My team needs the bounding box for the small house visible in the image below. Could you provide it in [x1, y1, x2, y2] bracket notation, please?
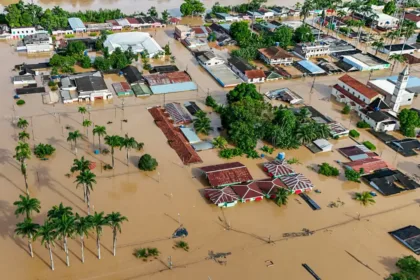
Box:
[204, 187, 239, 207]
[112, 82, 133, 96]
[281, 173, 314, 194]
[195, 51, 225, 67]
[231, 181, 264, 203]
[255, 178, 287, 199]
[263, 159, 295, 178]
[200, 162, 253, 187]
[228, 57, 266, 83]
[313, 139, 333, 152]
[258, 46, 294, 66]
[68, 17, 86, 32]
[13, 75, 37, 85]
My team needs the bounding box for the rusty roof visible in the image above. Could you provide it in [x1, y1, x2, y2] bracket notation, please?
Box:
[259, 46, 294, 60]
[126, 17, 139, 24]
[255, 178, 286, 197]
[245, 70, 266, 79]
[344, 158, 391, 173]
[200, 162, 253, 187]
[144, 71, 192, 86]
[338, 75, 380, 100]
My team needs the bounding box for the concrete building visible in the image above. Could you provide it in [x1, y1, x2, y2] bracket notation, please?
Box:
[52, 28, 74, 36]
[195, 51, 225, 66]
[340, 53, 390, 71]
[0, 24, 11, 40]
[11, 27, 36, 39]
[175, 25, 195, 40]
[86, 23, 113, 32]
[380, 44, 416, 55]
[258, 46, 294, 65]
[13, 75, 36, 85]
[106, 20, 123, 31]
[75, 75, 112, 101]
[143, 71, 197, 94]
[103, 32, 163, 57]
[68, 18, 86, 32]
[17, 33, 53, 53]
[215, 13, 239, 22]
[368, 66, 414, 112]
[228, 57, 266, 83]
[293, 42, 330, 59]
[358, 110, 398, 132]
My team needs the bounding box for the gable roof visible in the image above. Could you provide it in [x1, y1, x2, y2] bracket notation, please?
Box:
[281, 173, 314, 192]
[259, 46, 293, 59]
[75, 76, 107, 92]
[254, 178, 286, 197]
[263, 159, 295, 177]
[368, 98, 390, 111]
[339, 74, 380, 100]
[200, 162, 253, 187]
[121, 65, 144, 84]
[228, 56, 254, 73]
[164, 102, 192, 124]
[245, 69, 266, 79]
[204, 187, 239, 205]
[231, 181, 264, 200]
[333, 84, 367, 106]
[344, 157, 391, 173]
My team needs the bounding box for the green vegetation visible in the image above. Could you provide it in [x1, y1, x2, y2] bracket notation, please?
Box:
[193, 111, 212, 135]
[354, 191, 375, 206]
[261, 145, 274, 154]
[356, 121, 370, 128]
[387, 256, 420, 280]
[104, 135, 122, 168]
[88, 32, 97, 37]
[399, 108, 420, 137]
[163, 43, 171, 55]
[134, 247, 160, 259]
[341, 104, 351, 114]
[138, 154, 158, 171]
[275, 188, 290, 207]
[17, 118, 29, 130]
[180, 0, 206, 16]
[383, 0, 397, 15]
[345, 168, 363, 183]
[120, 134, 141, 166]
[16, 99, 25, 106]
[212, 136, 227, 149]
[363, 141, 376, 151]
[293, 24, 315, 43]
[205, 95, 218, 107]
[13, 195, 41, 219]
[349, 129, 360, 138]
[175, 240, 189, 251]
[34, 143, 56, 159]
[219, 148, 243, 159]
[318, 163, 339, 177]
[148, 6, 158, 17]
[286, 157, 301, 165]
[14, 142, 31, 195]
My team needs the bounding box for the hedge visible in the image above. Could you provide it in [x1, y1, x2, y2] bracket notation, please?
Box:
[363, 141, 376, 151]
[357, 121, 370, 128]
[349, 129, 360, 138]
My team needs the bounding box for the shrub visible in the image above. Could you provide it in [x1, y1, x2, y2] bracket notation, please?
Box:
[219, 148, 243, 159]
[16, 100, 25, 106]
[134, 247, 160, 260]
[64, 34, 75, 38]
[345, 168, 361, 182]
[318, 162, 339, 177]
[349, 129, 360, 138]
[341, 104, 351, 114]
[175, 241, 189, 251]
[50, 85, 58, 91]
[34, 143, 56, 158]
[287, 157, 300, 165]
[261, 145, 274, 154]
[363, 141, 376, 151]
[356, 121, 370, 128]
[245, 149, 259, 159]
[205, 95, 217, 107]
[138, 154, 158, 171]
[88, 32, 97, 37]
[48, 81, 56, 87]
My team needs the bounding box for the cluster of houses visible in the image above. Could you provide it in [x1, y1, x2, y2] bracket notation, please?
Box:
[201, 160, 314, 207]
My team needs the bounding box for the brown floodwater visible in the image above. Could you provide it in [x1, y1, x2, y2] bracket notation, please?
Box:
[1, 24, 420, 280]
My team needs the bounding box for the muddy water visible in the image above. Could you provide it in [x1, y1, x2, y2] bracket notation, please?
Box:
[1, 25, 420, 280]
[0, 0, 296, 15]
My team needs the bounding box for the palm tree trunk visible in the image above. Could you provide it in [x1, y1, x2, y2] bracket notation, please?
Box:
[111, 148, 115, 168]
[81, 234, 85, 263]
[83, 183, 87, 203]
[126, 149, 129, 166]
[48, 242, 55, 270]
[113, 228, 117, 256]
[24, 173, 29, 196]
[28, 236, 34, 258]
[97, 234, 101, 259]
[87, 191, 91, 215]
[99, 136, 101, 152]
[64, 236, 70, 266]
[74, 140, 78, 155]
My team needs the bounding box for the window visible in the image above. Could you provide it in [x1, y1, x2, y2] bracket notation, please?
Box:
[408, 98, 412, 101]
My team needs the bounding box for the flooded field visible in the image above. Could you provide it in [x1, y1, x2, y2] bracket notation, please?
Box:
[0, 24, 420, 280]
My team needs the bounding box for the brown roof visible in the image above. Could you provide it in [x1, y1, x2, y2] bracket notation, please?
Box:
[126, 18, 139, 24]
[338, 75, 380, 100]
[200, 162, 253, 187]
[230, 181, 264, 200]
[405, 13, 420, 23]
[204, 187, 239, 205]
[259, 46, 293, 60]
[263, 159, 295, 177]
[281, 174, 313, 193]
[403, 54, 420, 65]
[255, 178, 286, 197]
[245, 70, 266, 79]
[344, 158, 391, 173]
[333, 84, 367, 107]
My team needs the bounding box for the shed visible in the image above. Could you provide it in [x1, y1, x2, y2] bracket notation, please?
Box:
[204, 187, 239, 207]
[389, 226, 420, 254]
[132, 83, 152, 97]
[184, 101, 202, 116]
[296, 60, 326, 75]
[255, 178, 287, 199]
[192, 141, 214, 151]
[180, 127, 201, 144]
[313, 139, 333, 152]
[164, 102, 192, 124]
[230, 181, 264, 203]
[112, 82, 133, 96]
[200, 162, 253, 187]
[281, 173, 314, 194]
[263, 159, 295, 178]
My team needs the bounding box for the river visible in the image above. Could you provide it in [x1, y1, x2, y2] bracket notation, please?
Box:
[0, 0, 299, 16]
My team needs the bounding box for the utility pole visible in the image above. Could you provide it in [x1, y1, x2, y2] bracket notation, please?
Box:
[368, 69, 373, 82]
[31, 116, 35, 140]
[168, 256, 173, 269]
[309, 76, 316, 105]
[177, 213, 181, 225]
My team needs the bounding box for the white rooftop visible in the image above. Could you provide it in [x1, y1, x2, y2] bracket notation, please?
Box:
[103, 32, 163, 57]
[374, 11, 399, 22]
[369, 79, 411, 96]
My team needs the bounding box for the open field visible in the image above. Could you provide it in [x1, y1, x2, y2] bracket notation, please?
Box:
[1, 25, 420, 280]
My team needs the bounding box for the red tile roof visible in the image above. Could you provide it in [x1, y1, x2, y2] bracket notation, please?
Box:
[231, 181, 264, 201]
[200, 162, 253, 187]
[255, 178, 286, 197]
[258, 46, 294, 60]
[403, 54, 420, 65]
[339, 75, 380, 100]
[204, 187, 239, 205]
[281, 174, 313, 193]
[148, 106, 202, 165]
[405, 13, 420, 23]
[333, 84, 367, 106]
[126, 17, 139, 24]
[263, 159, 295, 178]
[245, 70, 266, 79]
[170, 17, 181, 23]
[344, 158, 391, 173]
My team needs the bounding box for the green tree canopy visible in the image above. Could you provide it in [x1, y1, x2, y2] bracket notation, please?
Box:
[383, 0, 397, 15]
[180, 0, 206, 16]
[230, 21, 252, 47]
[293, 24, 315, 43]
[227, 83, 262, 104]
[138, 154, 158, 171]
[398, 108, 420, 137]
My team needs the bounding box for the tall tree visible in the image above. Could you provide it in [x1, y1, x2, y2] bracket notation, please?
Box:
[161, 10, 169, 23]
[92, 125, 107, 152]
[35, 221, 57, 270]
[106, 212, 128, 256]
[120, 134, 139, 166]
[47, 203, 73, 220]
[383, 0, 397, 15]
[296, 123, 318, 144]
[193, 111, 212, 135]
[18, 131, 30, 142]
[372, 38, 385, 55]
[275, 188, 290, 206]
[74, 213, 92, 263]
[75, 170, 97, 214]
[54, 212, 75, 266]
[70, 156, 91, 174]
[82, 119, 92, 138]
[389, 54, 405, 73]
[104, 135, 122, 168]
[14, 142, 31, 195]
[13, 195, 41, 220]
[147, 6, 158, 17]
[15, 218, 39, 258]
[78, 106, 87, 122]
[92, 211, 108, 259]
[67, 130, 82, 154]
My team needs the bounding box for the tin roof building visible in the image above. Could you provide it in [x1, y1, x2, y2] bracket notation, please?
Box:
[143, 71, 197, 94]
[281, 173, 314, 194]
[204, 187, 239, 207]
[231, 181, 264, 203]
[263, 159, 295, 178]
[200, 162, 253, 187]
[68, 18, 86, 32]
[103, 32, 163, 57]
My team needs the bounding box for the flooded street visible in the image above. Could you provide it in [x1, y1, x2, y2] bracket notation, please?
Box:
[0, 19, 420, 280]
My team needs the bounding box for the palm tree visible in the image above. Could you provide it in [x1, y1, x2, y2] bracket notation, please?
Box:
[75, 170, 97, 214]
[92, 125, 107, 152]
[106, 212, 128, 256]
[296, 107, 311, 123]
[275, 188, 290, 206]
[17, 118, 29, 130]
[18, 131, 30, 142]
[120, 134, 139, 166]
[354, 191, 375, 206]
[78, 106, 87, 122]
[47, 203, 73, 220]
[74, 213, 92, 263]
[300, 1, 313, 23]
[390, 54, 405, 73]
[193, 111, 212, 135]
[92, 211, 108, 259]
[315, 123, 331, 139]
[82, 119, 92, 138]
[401, 20, 416, 55]
[386, 30, 399, 56]
[14, 142, 31, 195]
[104, 135, 122, 168]
[54, 212, 75, 266]
[15, 218, 39, 257]
[35, 221, 57, 270]
[372, 38, 385, 55]
[70, 156, 91, 174]
[67, 130, 82, 154]
[296, 124, 318, 145]
[13, 195, 41, 219]
[212, 136, 228, 149]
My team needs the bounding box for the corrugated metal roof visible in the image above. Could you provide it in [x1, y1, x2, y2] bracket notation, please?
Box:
[68, 18, 86, 30]
[150, 82, 197, 94]
[180, 127, 201, 144]
[297, 60, 326, 74]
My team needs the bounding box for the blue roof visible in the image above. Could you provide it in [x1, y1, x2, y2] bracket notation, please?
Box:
[68, 18, 86, 30]
[180, 127, 201, 144]
[219, 23, 232, 31]
[297, 60, 326, 74]
[192, 141, 214, 151]
[381, 76, 420, 88]
[150, 82, 197, 94]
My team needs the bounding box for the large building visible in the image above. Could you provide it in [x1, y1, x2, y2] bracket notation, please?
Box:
[293, 42, 330, 59]
[103, 32, 163, 57]
[11, 27, 36, 39]
[68, 17, 86, 32]
[228, 57, 266, 83]
[340, 53, 390, 71]
[17, 33, 53, 53]
[258, 46, 294, 65]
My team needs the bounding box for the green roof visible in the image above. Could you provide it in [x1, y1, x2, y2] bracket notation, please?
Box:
[132, 83, 152, 96]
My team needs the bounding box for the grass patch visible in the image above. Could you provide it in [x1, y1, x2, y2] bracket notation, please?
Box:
[287, 157, 300, 165]
[174, 241, 189, 251]
[261, 145, 274, 154]
[133, 247, 160, 261]
[356, 121, 370, 128]
[64, 34, 75, 38]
